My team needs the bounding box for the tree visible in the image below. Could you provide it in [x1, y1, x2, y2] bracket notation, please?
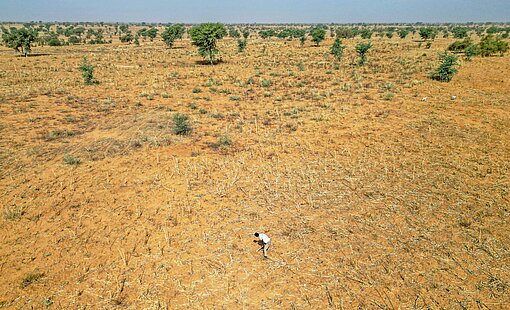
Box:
[120, 32, 134, 43]
[355, 41, 372, 65]
[419, 27, 437, 41]
[398, 29, 409, 39]
[360, 28, 373, 39]
[452, 27, 469, 39]
[299, 35, 306, 47]
[2, 27, 38, 56]
[229, 28, 240, 38]
[330, 37, 345, 61]
[429, 52, 458, 82]
[310, 27, 326, 46]
[146, 28, 158, 41]
[478, 35, 509, 57]
[237, 38, 247, 53]
[79, 56, 95, 85]
[242, 30, 250, 39]
[189, 23, 226, 65]
[161, 24, 185, 48]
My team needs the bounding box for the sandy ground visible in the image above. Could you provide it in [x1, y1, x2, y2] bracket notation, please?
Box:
[0, 34, 509, 308]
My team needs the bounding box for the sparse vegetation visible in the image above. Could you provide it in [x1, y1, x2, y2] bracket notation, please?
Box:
[0, 21, 509, 310]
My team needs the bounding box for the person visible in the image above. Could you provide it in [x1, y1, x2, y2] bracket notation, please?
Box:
[254, 232, 271, 258]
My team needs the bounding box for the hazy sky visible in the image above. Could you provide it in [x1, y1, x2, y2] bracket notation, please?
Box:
[1, 0, 509, 23]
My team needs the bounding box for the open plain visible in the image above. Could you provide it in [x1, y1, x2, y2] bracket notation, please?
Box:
[0, 30, 509, 308]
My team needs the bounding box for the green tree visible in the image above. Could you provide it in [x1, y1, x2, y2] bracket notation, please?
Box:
[310, 27, 326, 46]
[189, 23, 226, 65]
[299, 35, 306, 47]
[229, 28, 240, 38]
[451, 27, 469, 39]
[237, 38, 247, 53]
[242, 30, 250, 39]
[360, 28, 373, 39]
[429, 52, 459, 82]
[161, 24, 185, 48]
[478, 35, 509, 57]
[355, 41, 372, 65]
[79, 56, 95, 85]
[146, 28, 158, 41]
[419, 27, 437, 41]
[120, 32, 133, 43]
[2, 27, 38, 56]
[330, 37, 345, 61]
[398, 29, 409, 39]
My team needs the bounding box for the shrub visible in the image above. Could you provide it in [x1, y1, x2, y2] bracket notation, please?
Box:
[172, 113, 191, 135]
[261, 79, 272, 87]
[242, 30, 250, 39]
[189, 23, 226, 64]
[68, 35, 80, 44]
[465, 44, 480, 60]
[218, 135, 232, 147]
[447, 38, 474, 52]
[20, 272, 44, 288]
[63, 154, 81, 165]
[452, 27, 469, 39]
[355, 41, 372, 65]
[419, 27, 437, 40]
[429, 52, 459, 82]
[299, 35, 306, 46]
[237, 38, 247, 52]
[360, 29, 373, 39]
[478, 35, 509, 57]
[330, 37, 345, 61]
[310, 27, 326, 46]
[78, 56, 95, 85]
[161, 24, 185, 48]
[229, 28, 240, 38]
[120, 33, 133, 43]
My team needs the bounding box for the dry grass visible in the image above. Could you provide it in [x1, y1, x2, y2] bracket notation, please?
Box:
[0, 30, 509, 308]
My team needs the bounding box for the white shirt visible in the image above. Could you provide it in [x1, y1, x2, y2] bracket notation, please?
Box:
[258, 233, 271, 244]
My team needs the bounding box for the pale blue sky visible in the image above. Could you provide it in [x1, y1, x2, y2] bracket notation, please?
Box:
[0, 0, 508, 23]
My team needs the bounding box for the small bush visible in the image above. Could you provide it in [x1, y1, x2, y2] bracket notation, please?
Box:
[429, 52, 459, 82]
[355, 41, 372, 65]
[447, 38, 474, 52]
[63, 154, 81, 165]
[218, 135, 232, 147]
[331, 37, 345, 61]
[3, 205, 25, 220]
[237, 39, 247, 53]
[21, 272, 44, 288]
[261, 79, 272, 87]
[192, 88, 202, 93]
[172, 113, 192, 135]
[78, 56, 95, 85]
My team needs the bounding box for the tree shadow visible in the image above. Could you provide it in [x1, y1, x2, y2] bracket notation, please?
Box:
[15, 53, 51, 57]
[194, 59, 225, 66]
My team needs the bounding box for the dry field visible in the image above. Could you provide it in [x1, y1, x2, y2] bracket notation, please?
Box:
[0, 34, 509, 309]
